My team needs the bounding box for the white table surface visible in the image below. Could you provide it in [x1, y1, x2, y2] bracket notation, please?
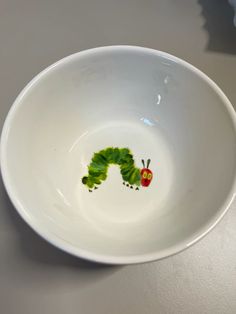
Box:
[0, 1, 236, 313]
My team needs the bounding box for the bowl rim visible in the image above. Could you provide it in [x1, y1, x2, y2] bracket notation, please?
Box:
[1, 45, 236, 265]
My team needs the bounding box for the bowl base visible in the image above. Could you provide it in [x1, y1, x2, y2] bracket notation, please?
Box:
[66, 120, 175, 237]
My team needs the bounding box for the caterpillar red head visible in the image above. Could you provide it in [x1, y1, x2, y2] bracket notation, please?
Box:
[141, 159, 153, 187]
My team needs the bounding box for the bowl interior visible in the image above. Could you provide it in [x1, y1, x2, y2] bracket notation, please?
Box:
[2, 47, 236, 263]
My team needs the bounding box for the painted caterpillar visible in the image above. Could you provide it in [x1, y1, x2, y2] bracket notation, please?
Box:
[82, 147, 153, 192]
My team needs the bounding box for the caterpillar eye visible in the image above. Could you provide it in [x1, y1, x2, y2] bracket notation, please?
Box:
[148, 173, 152, 180]
[143, 171, 147, 179]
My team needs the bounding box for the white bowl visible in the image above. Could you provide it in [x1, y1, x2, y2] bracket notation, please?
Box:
[1, 46, 236, 264]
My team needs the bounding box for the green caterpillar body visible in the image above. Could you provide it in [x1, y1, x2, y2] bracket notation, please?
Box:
[82, 147, 141, 191]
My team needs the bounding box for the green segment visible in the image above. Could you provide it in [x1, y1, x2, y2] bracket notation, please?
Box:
[82, 147, 141, 189]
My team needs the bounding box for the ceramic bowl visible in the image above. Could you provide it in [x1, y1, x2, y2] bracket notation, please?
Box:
[1, 46, 236, 264]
